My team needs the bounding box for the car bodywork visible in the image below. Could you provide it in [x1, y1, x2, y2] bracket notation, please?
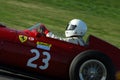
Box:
[0, 24, 120, 80]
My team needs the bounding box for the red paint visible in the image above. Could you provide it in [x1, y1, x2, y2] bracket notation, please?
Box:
[0, 26, 120, 79]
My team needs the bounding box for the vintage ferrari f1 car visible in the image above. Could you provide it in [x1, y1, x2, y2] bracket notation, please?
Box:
[0, 23, 120, 80]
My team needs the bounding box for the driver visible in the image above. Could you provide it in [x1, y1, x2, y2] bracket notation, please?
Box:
[40, 19, 87, 46]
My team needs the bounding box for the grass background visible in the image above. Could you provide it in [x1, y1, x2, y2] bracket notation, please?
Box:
[0, 0, 120, 48]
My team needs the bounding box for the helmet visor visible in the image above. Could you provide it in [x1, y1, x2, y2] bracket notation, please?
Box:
[66, 24, 77, 30]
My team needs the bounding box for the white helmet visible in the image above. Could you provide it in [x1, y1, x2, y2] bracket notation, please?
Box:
[65, 19, 87, 37]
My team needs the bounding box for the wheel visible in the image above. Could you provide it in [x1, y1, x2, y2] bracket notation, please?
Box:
[69, 50, 115, 80]
[79, 59, 107, 80]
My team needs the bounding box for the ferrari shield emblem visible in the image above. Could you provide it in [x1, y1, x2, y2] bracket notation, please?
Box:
[19, 35, 28, 43]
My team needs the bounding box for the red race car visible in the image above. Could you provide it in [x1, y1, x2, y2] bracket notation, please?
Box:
[0, 23, 120, 80]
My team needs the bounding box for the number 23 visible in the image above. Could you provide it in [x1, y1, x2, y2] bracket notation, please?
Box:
[27, 49, 51, 70]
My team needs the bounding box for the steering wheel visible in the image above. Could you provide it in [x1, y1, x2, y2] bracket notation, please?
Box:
[36, 27, 46, 37]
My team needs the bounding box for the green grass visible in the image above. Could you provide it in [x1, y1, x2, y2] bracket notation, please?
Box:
[0, 0, 120, 48]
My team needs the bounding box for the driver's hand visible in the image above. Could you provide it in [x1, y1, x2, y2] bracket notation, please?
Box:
[39, 24, 49, 36]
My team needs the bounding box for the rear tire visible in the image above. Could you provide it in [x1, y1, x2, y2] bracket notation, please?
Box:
[69, 50, 115, 80]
